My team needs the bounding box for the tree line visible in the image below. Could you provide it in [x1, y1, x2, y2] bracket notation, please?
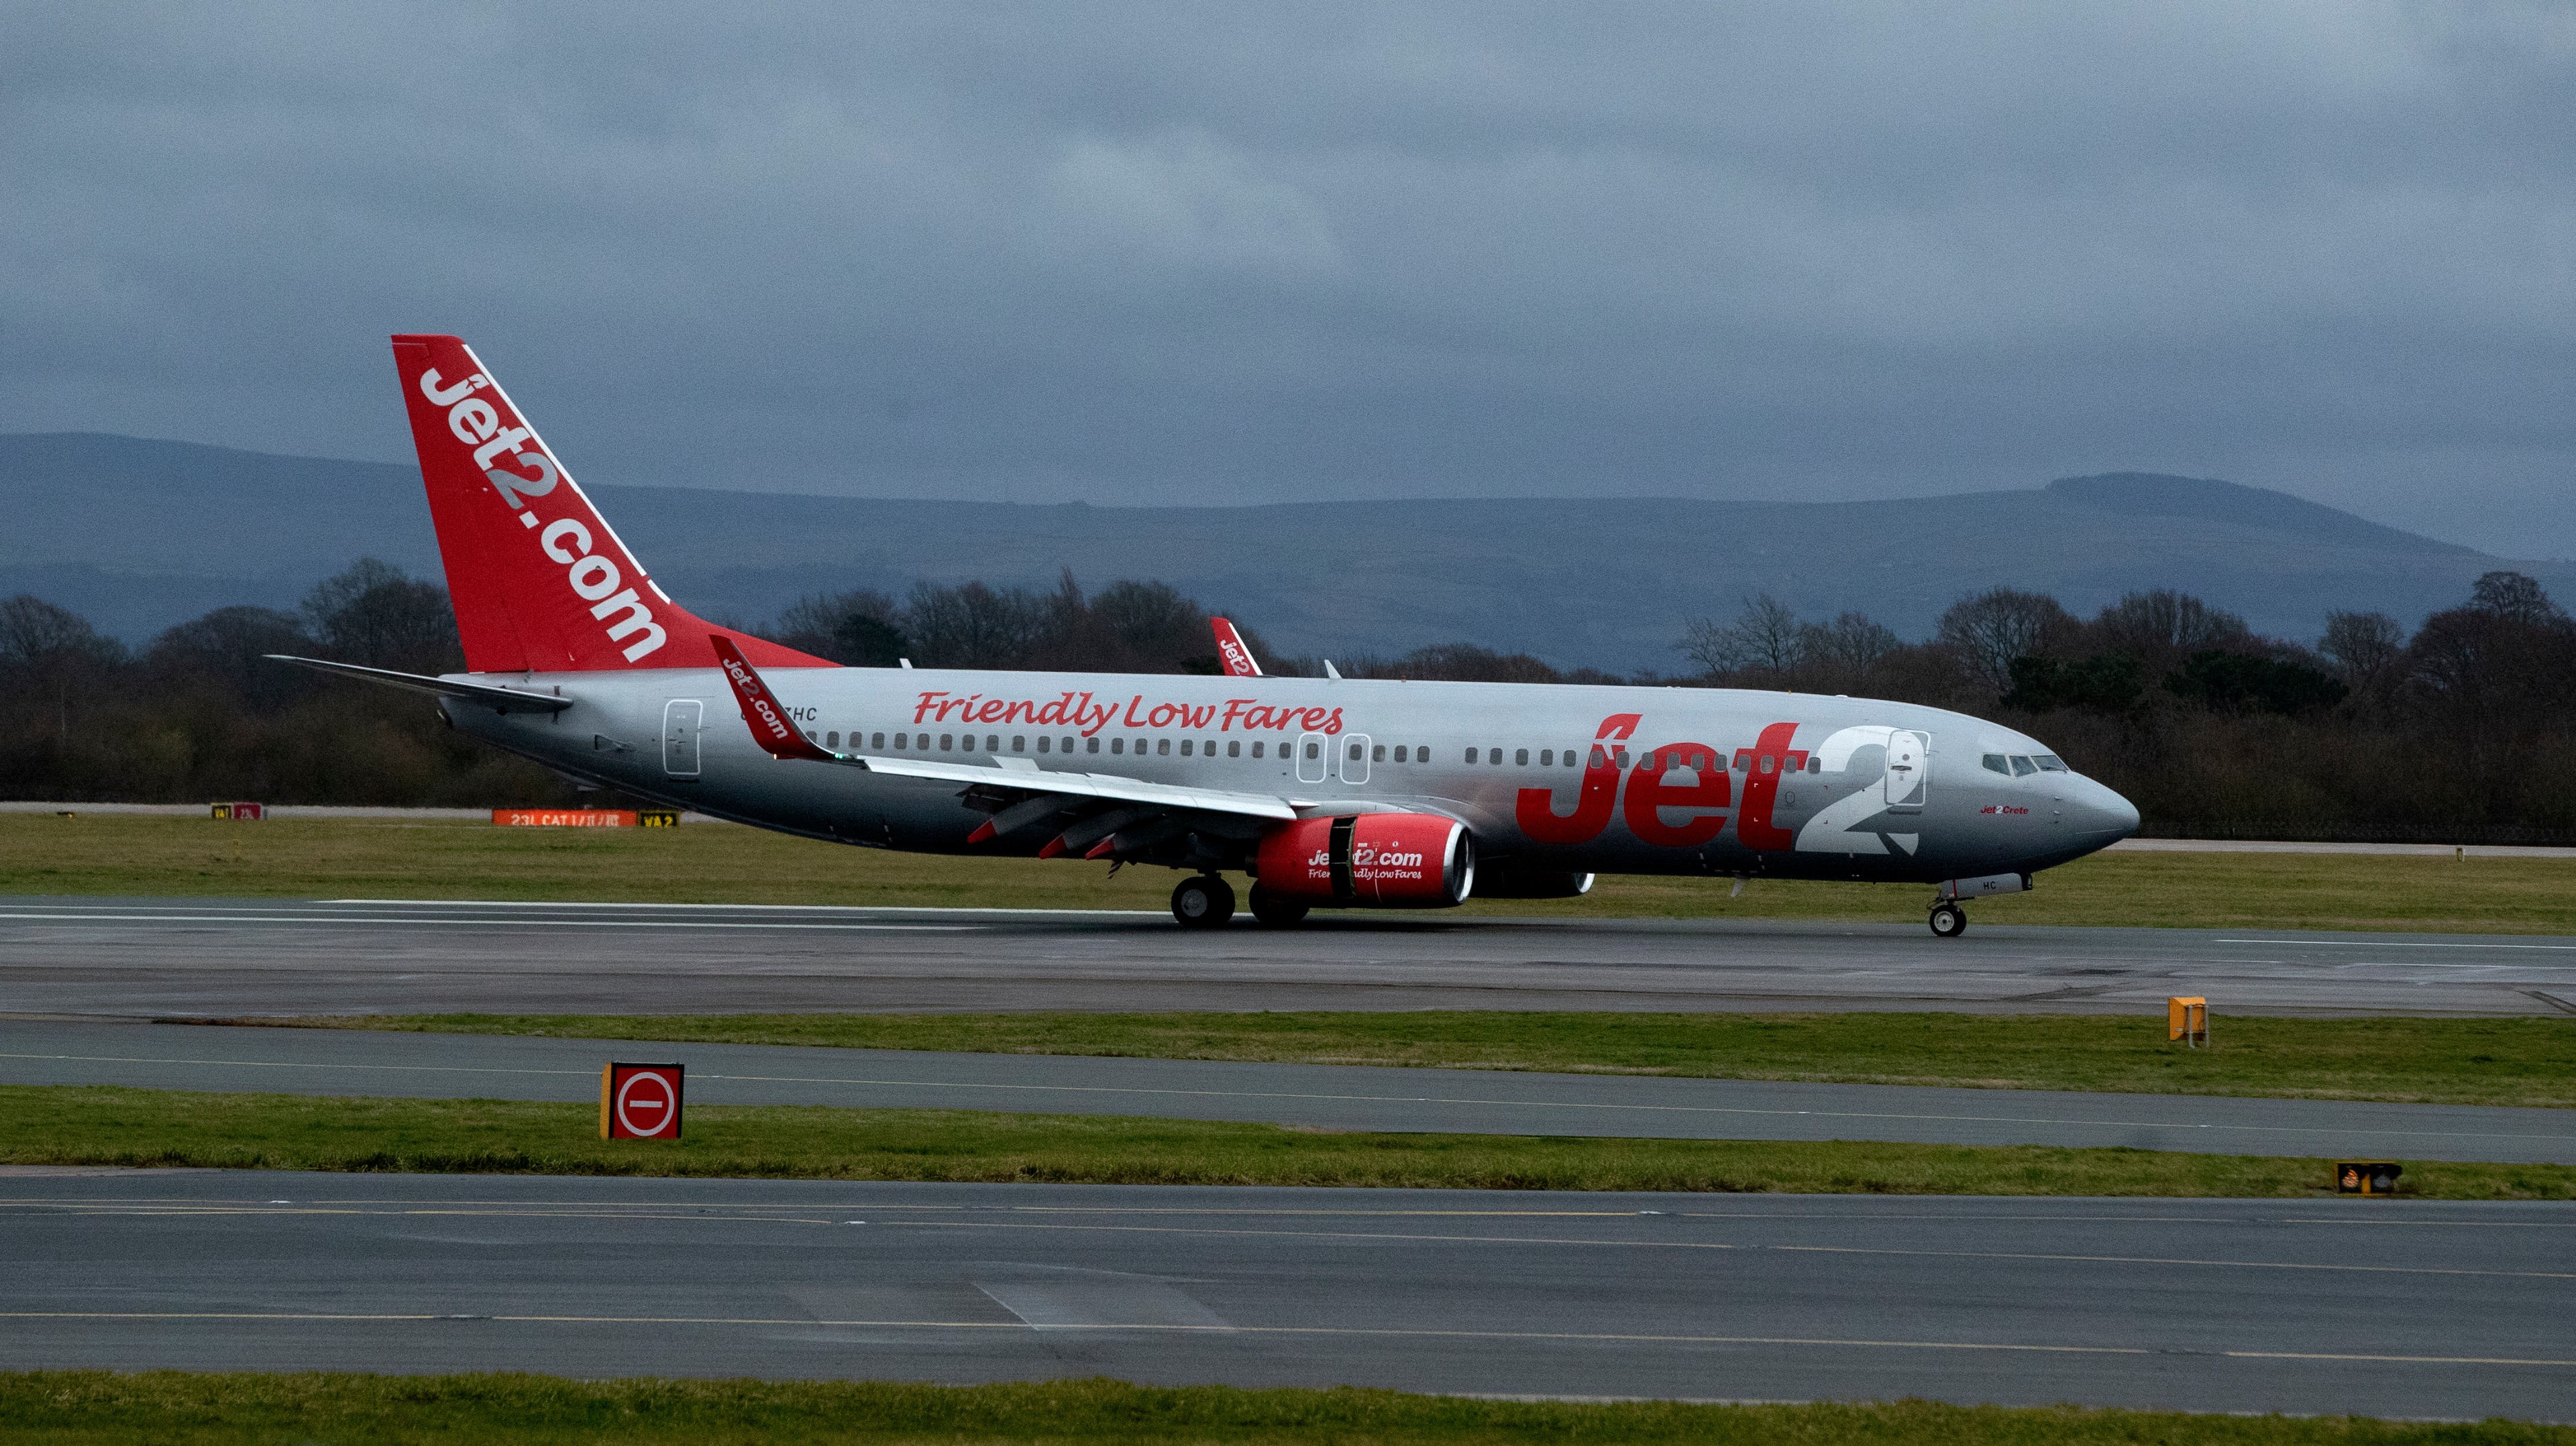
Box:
[5, 561, 2572, 839]
[1672, 572, 2576, 842]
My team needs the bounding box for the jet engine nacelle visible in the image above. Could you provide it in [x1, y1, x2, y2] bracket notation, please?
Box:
[1255, 813, 1475, 908]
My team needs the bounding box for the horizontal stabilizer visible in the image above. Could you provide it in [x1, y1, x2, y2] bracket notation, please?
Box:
[264, 655, 574, 712]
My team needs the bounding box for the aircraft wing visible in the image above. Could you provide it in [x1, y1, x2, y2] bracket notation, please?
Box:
[265, 655, 576, 713]
[708, 634, 1294, 827]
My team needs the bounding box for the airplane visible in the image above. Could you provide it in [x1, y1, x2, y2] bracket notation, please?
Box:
[274, 333, 2141, 936]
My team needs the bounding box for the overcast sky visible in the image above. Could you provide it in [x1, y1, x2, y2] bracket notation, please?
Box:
[5, 3, 2573, 555]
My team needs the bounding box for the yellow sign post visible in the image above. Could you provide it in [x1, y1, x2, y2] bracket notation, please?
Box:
[2168, 996, 2208, 1049]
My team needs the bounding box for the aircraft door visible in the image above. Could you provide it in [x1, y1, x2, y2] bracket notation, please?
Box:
[1295, 731, 1328, 784]
[662, 700, 703, 778]
[1883, 729, 1927, 812]
[1340, 733, 1372, 785]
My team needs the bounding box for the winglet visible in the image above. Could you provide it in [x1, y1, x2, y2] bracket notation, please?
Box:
[710, 634, 837, 762]
[1211, 618, 1263, 677]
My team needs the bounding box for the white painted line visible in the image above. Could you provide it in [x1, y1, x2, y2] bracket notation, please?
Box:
[0, 911, 973, 932]
[2217, 938, 2576, 952]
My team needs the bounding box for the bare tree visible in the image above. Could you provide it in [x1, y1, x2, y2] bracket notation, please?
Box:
[2471, 571, 2565, 624]
[2319, 610, 2406, 698]
[1935, 588, 2076, 692]
[1680, 593, 1802, 677]
[2093, 588, 2249, 655]
[1797, 611, 1900, 682]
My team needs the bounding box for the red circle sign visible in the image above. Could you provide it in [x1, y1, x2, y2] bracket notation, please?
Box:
[615, 1069, 678, 1137]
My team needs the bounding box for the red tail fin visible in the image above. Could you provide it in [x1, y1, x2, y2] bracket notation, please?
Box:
[1211, 617, 1263, 677]
[710, 634, 837, 761]
[389, 335, 831, 673]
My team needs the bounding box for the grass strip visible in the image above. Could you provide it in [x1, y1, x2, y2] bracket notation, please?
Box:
[5, 1086, 2571, 1198]
[314, 1010, 2576, 1109]
[15, 812, 2576, 933]
[5, 1372, 2568, 1445]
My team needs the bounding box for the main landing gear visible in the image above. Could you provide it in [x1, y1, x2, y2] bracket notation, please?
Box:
[1171, 874, 1236, 929]
[1927, 901, 1968, 938]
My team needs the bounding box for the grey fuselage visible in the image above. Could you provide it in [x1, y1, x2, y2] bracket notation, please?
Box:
[444, 664, 2140, 887]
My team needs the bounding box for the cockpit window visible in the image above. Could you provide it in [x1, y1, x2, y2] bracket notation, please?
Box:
[2010, 755, 2038, 776]
[2034, 754, 2068, 772]
[1982, 754, 2010, 775]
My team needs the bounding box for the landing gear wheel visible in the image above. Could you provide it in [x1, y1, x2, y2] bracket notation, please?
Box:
[1171, 875, 1236, 929]
[1248, 883, 1310, 928]
[1928, 902, 1967, 938]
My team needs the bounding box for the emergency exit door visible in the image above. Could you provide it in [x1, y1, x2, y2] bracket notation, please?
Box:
[662, 700, 703, 778]
[1883, 729, 1927, 812]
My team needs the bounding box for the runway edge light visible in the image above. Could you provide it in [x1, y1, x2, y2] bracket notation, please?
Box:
[601, 1062, 685, 1140]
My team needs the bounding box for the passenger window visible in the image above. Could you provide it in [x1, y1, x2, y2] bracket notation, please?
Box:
[1373, 744, 1385, 762]
[1012, 736, 1026, 753]
[940, 734, 954, 750]
[1085, 736, 1099, 753]
[1733, 750, 1752, 772]
[2035, 754, 2068, 772]
[1613, 748, 1631, 769]
[1307, 742, 1322, 760]
[1181, 740, 1194, 757]
[1036, 736, 1050, 753]
[1590, 746, 1607, 767]
[1157, 738, 1171, 756]
[1463, 748, 1477, 764]
[961, 734, 977, 752]
[1348, 742, 1362, 761]
[1111, 738, 1124, 755]
[1538, 748, 1552, 766]
[1515, 748, 1529, 766]
[2011, 756, 2037, 776]
[1983, 754, 2010, 775]
[1393, 745, 1408, 763]
[1566, 749, 1578, 767]
[826, 731, 839, 748]
[1229, 740, 1242, 758]
[1203, 738, 1214, 755]
[1252, 740, 1265, 759]
[987, 735, 1000, 752]
[871, 732, 885, 749]
[1807, 757, 1819, 773]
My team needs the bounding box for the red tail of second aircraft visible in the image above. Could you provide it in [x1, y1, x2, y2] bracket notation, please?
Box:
[1212, 617, 1263, 677]
[390, 334, 830, 674]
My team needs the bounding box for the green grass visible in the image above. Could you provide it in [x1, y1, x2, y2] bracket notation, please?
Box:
[7, 1372, 2567, 1445]
[11, 812, 2576, 932]
[321, 1010, 2576, 1109]
[5, 1085, 2569, 1198]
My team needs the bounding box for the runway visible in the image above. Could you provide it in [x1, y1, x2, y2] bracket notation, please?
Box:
[1, 1170, 2566, 1419]
[9, 1017, 2573, 1163]
[6, 896, 2576, 1017]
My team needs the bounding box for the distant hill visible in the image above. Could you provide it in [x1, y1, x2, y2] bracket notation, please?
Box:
[1, 432, 2557, 671]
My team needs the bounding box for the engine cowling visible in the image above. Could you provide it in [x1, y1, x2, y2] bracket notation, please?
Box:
[1255, 813, 1474, 908]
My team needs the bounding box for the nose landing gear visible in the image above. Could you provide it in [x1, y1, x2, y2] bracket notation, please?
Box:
[1171, 874, 1236, 928]
[1927, 902, 1968, 938]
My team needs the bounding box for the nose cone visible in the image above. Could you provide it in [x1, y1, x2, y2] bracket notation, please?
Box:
[2076, 775, 2141, 840]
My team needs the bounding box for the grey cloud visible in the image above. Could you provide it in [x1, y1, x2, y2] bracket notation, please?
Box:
[3, 2, 2572, 554]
